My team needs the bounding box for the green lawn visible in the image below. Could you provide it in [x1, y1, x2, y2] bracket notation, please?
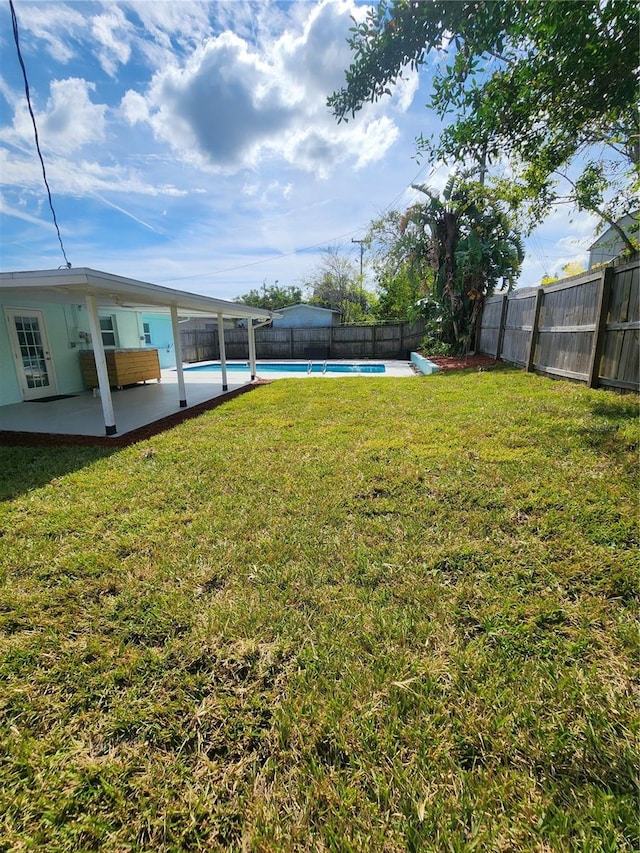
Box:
[0, 367, 637, 852]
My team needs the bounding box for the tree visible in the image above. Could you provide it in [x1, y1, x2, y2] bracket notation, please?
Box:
[541, 261, 586, 286]
[304, 246, 375, 324]
[401, 174, 524, 351]
[329, 1, 639, 245]
[559, 261, 586, 279]
[235, 281, 303, 311]
[366, 209, 435, 322]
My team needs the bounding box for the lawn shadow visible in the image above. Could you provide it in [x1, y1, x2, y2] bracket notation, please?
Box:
[0, 384, 267, 501]
[0, 444, 116, 501]
[589, 395, 638, 421]
[578, 393, 639, 459]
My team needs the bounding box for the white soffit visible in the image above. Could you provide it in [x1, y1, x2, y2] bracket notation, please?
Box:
[0, 267, 278, 321]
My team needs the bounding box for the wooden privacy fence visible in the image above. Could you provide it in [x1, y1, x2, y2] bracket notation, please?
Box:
[477, 258, 639, 391]
[180, 320, 425, 363]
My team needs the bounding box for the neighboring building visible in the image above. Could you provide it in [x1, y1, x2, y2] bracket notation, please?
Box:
[178, 317, 236, 334]
[588, 212, 639, 269]
[271, 304, 340, 328]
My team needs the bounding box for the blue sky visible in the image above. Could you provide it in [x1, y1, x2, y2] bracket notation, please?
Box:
[0, 0, 599, 300]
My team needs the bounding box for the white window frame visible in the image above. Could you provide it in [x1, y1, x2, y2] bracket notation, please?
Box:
[99, 314, 119, 348]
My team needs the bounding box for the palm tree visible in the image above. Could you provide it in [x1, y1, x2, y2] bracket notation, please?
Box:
[402, 174, 524, 352]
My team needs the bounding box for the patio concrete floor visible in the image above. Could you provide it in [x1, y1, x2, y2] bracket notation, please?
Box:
[0, 371, 249, 440]
[0, 360, 416, 442]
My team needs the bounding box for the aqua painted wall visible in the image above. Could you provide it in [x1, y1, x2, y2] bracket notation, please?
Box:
[1, 301, 85, 406]
[0, 306, 18, 407]
[1, 300, 166, 406]
[141, 314, 176, 368]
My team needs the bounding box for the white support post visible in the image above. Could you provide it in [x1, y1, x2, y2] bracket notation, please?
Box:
[85, 294, 117, 435]
[247, 319, 257, 381]
[170, 304, 187, 407]
[217, 313, 228, 391]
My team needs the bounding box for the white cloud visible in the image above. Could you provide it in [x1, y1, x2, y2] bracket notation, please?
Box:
[91, 7, 133, 77]
[120, 90, 149, 124]
[124, 1, 214, 53]
[10, 3, 86, 65]
[518, 207, 599, 286]
[0, 193, 55, 229]
[42, 79, 107, 152]
[0, 77, 107, 155]
[351, 117, 400, 169]
[145, 30, 293, 171]
[121, 0, 416, 176]
[0, 143, 189, 199]
[276, 0, 364, 99]
[239, 178, 293, 205]
[12, 1, 195, 78]
[0, 1, 433, 282]
[394, 72, 421, 113]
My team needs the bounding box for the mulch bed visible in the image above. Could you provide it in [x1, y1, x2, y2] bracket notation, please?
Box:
[424, 354, 501, 372]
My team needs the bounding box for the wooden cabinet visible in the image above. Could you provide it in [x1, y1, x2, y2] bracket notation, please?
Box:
[80, 349, 161, 389]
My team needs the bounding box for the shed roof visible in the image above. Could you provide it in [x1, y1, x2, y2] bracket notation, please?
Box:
[274, 303, 340, 315]
[0, 267, 278, 321]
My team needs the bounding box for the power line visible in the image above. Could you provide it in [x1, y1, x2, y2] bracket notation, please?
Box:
[9, 0, 71, 268]
[158, 150, 439, 286]
[160, 168, 438, 286]
[379, 159, 436, 216]
[159, 228, 363, 283]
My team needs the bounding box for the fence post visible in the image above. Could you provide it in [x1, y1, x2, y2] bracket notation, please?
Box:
[526, 288, 544, 373]
[587, 266, 614, 388]
[497, 292, 509, 359]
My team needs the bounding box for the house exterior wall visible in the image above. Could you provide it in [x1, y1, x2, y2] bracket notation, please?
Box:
[0, 299, 160, 406]
[590, 232, 629, 269]
[589, 213, 639, 269]
[1, 300, 85, 406]
[141, 314, 176, 368]
[0, 307, 18, 407]
[271, 305, 338, 328]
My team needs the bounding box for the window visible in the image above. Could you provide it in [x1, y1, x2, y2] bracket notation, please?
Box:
[143, 322, 152, 345]
[99, 315, 118, 347]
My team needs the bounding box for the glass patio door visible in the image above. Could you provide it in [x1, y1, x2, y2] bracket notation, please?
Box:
[5, 308, 58, 400]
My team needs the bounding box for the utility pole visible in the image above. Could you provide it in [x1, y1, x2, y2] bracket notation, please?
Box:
[352, 238, 366, 321]
[352, 238, 364, 278]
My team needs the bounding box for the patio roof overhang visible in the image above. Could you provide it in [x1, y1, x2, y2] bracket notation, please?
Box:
[0, 267, 278, 321]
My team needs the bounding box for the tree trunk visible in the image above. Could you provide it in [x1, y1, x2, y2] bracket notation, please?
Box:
[442, 211, 462, 340]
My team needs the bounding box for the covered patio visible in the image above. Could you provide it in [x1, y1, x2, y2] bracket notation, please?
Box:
[0, 367, 258, 443]
[1, 268, 276, 440]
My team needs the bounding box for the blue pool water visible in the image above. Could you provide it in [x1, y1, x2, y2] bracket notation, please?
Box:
[182, 361, 386, 374]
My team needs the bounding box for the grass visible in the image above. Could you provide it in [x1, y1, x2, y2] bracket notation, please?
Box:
[0, 366, 638, 852]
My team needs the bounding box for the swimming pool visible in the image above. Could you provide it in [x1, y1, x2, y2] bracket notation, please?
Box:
[182, 361, 386, 375]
